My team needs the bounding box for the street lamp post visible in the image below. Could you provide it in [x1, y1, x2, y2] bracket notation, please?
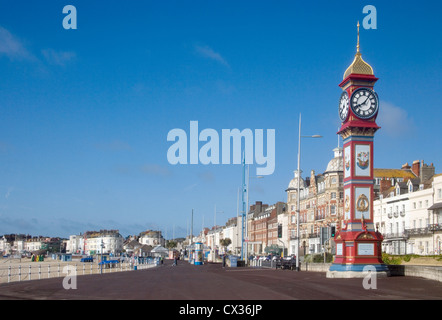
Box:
[246, 169, 263, 261]
[296, 113, 322, 271]
[100, 239, 104, 274]
[214, 205, 224, 261]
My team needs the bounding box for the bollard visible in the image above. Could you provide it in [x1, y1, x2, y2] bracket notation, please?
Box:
[29, 265, 31, 281]
[48, 265, 50, 279]
[83, 263, 85, 275]
[19, 265, 21, 282]
[58, 264, 61, 277]
[39, 265, 41, 280]
[8, 266, 11, 283]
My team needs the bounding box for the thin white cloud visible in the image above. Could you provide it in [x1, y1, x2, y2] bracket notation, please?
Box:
[0, 26, 35, 61]
[378, 101, 415, 138]
[5, 187, 13, 199]
[0, 26, 76, 69]
[41, 48, 76, 66]
[95, 139, 133, 152]
[183, 183, 198, 191]
[140, 164, 172, 177]
[195, 44, 229, 67]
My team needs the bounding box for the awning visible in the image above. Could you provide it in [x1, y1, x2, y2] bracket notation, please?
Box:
[428, 202, 442, 210]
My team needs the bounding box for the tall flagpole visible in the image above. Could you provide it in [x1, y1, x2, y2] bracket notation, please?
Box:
[191, 209, 194, 246]
[241, 151, 247, 260]
[296, 113, 301, 271]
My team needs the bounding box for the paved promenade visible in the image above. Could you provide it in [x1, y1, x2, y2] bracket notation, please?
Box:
[1, 259, 441, 300]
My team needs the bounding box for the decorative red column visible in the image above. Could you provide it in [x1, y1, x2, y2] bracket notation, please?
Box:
[327, 22, 389, 278]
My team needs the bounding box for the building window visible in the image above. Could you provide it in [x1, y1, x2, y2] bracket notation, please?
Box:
[438, 189, 442, 200]
[330, 205, 336, 215]
[331, 192, 336, 199]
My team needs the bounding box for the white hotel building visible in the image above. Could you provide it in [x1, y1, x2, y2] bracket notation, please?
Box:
[374, 173, 442, 255]
[66, 230, 124, 255]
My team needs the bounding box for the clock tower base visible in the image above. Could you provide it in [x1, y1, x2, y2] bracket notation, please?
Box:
[326, 265, 390, 279]
[326, 230, 389, 278]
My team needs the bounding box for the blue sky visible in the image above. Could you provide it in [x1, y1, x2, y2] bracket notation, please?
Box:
[0, 1, 441, 239]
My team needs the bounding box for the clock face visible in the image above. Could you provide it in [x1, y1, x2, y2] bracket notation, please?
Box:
[339, 91, 350, 122]
[350, 87, 379, 120]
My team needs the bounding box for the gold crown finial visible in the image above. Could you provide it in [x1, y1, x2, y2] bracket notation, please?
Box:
[357, 21, 360, 53]
[343, 21, 374, 79]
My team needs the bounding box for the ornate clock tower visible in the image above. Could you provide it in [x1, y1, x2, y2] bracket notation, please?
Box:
[327, 22, 389, 278]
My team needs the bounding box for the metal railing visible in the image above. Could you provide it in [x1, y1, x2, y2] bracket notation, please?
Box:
[383, 232, 409, 240]
[0, 258, 157, 284]
[405, 227, 430, 236]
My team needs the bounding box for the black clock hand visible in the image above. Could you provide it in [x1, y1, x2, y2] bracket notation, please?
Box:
[363, 97, 370, 107]
[355, 97, 369, 109]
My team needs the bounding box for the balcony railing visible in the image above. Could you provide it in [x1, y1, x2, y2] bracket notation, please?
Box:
[428, 224, 442, 232]
[388, 211, 406, 219]
[383, 232, 409, 240]
[405, 225, 442, 235]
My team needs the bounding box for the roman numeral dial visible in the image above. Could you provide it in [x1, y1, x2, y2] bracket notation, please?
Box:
[339, 91, 350, 122]
[350, 87, 379, 120]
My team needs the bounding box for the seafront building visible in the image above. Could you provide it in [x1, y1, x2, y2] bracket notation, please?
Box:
[65, 230, 124, 255]
[190, 156, 440, 260]
[0, 235, 63, 255]
[139, 230, 166, 247]
[247, 201, 286, 256]
[1, 160, 440, 259]
[286, 147, 344, 257]
[374, 169, 442, 255]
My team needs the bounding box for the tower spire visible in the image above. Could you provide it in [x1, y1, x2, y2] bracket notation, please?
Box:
[343, 21, 373, 79]
[357, 21, 360, 53]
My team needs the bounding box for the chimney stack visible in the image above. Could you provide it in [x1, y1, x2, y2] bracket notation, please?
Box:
[411, 160, 420, 178]
[401, 162, 411, 170]
[380, 179, 392, 194]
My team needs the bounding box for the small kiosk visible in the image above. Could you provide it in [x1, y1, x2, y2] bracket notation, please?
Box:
[194, 242, 203, 265]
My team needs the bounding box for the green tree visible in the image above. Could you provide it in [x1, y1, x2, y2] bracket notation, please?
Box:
[166, 240, 177, 250]
[219, 238, 232, 254]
